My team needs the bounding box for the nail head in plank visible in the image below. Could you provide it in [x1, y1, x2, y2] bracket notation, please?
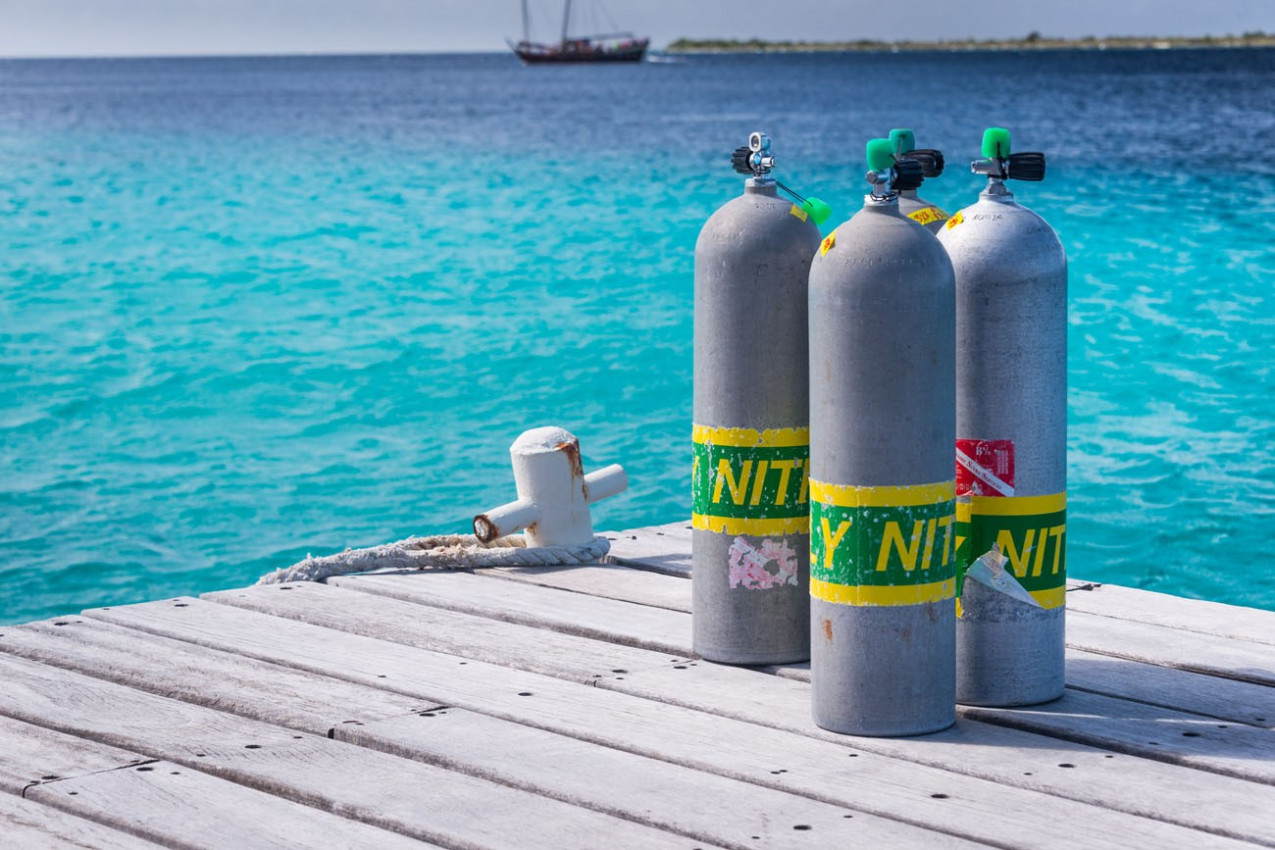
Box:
[0, 715, 147, 795]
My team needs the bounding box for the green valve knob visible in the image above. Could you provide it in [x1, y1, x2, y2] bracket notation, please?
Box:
[889, 128, 917, 155]
[866, 138, 895, 173]
[982, 127, 1011, 159]
[802, 197, 832, 226]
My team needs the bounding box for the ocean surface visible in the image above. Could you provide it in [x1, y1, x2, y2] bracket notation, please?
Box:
[2, 48, 1274, 624]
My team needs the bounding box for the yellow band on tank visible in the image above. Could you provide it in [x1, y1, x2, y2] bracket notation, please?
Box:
[691, 425, 809, 448]
[811, 576, 955, 606]
[692, 514, 809, 536]
[1031, 586, 1067, 610]
[809, 479, 955, 508]
[960, 491, 1067, 517]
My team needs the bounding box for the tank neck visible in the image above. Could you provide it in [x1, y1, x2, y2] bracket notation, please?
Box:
[861, 194, 900, 212]
[899, 188, 920, 199]
[979, 179, 1016, 203]
[745, 178, 778, 196]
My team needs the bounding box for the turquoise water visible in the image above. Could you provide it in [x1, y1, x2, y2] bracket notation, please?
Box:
[2, 50, 1274, 624]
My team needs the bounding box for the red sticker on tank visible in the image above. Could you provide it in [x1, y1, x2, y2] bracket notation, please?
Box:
[955, 439, 1015, 497]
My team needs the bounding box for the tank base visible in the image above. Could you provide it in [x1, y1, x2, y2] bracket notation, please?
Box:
[957, 579, 1065, 707]
[810, 598, 956, 737]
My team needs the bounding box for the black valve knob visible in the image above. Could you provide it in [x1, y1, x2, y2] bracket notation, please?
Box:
[907, 148, 945, 178]
[893, 158, 925, 191]
[1006, 152, 1046, 181]
[730, 146, 754, 175]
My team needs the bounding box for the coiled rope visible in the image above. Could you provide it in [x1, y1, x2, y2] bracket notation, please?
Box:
[256, 533, 611, 585]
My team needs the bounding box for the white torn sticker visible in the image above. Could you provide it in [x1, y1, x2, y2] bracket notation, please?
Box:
[728, 537, 799, 590]
[964, 544, 1041, 608]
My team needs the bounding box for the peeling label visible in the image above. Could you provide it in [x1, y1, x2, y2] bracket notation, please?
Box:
[907, 206, 949, 226]
[820, 231, 836, 256]
[955, 493, 1067, 609]
[728, 536, 799, 590]
[956, 439, 1015, 497]
[944, 210, 965, 230]
[789, 203, 809, 223]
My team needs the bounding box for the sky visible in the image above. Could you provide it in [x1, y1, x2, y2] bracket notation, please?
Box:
[1, 0, 1273, 58]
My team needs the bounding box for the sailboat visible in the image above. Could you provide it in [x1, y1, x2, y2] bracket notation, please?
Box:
[509, 0, 650, 64]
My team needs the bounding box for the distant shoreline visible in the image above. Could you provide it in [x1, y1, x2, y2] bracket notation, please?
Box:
[665, 33, 1275, 54]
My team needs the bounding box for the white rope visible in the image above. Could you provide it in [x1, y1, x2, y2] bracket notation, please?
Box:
[256, 533, 611, 585]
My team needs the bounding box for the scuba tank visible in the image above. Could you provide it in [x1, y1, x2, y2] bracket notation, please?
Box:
[937, 127, 1067, 707]
[808, 138, 957, 736]
[890, 128, 949, 233]
[692, 131, 828, 665]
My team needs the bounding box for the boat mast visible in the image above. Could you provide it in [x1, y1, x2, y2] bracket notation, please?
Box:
[560, 0, 572, 46]
[521, 0, 530, 42]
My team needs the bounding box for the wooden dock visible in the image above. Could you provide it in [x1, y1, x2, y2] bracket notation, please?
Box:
[2, 520, 1273, 849]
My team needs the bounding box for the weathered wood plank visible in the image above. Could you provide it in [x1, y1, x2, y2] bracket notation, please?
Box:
[87, 595, 1270, 848]
[1066, 649, 1275, 729]
[0, 715, 146, 795]
[0, 793, 161, 850]
[482, 563, 692, 613]
[0, 616, 441, 735]
[29, 760, 439, 850]
[0, 653, 724, 850]
[0, 714, 431, 849]
[605, 522, 693, 575]
[0, 616, 974, 849]
[485, 548, 1274, 694]
[206, 582, 681, 683]
[1067, 581, 1275, 646]
[1068, 609, 1275, 686]
[761, 663, 1275, 784]
[330, 570, 690, 655]
[329, 568, 1275, 731]
[343, 708, 980, 849]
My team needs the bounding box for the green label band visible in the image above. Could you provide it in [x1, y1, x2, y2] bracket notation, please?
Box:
[691, 425, 809, 536]
[956, 493, 1067, 609]
[809, 479, 956, 607]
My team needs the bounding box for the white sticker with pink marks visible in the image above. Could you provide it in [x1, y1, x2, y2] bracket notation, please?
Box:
[728, 536, 799, 590]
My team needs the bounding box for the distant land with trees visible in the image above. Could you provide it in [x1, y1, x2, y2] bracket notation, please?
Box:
[665, 31, 1275, 53]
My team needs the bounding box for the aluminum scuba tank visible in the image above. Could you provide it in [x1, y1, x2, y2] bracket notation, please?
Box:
[937, 127, 1067, 707]
[890, 128, 949, 233]
[808, 138, 957, 736]
[692, 131, 828, 665]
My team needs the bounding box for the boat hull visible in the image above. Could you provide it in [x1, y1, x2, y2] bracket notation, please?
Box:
[512, 39, 649, 64]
